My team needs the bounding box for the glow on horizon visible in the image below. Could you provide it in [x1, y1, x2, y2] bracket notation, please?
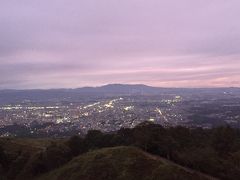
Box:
[0, 0, 240, 89]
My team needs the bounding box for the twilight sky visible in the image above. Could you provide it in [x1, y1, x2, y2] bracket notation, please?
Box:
[0, 0, 240, 89]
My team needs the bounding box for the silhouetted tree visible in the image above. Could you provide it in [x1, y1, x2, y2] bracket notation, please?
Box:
[0, 145, 8, 171]
[67, 136, 87, 156]
[212, 126, 236, 155]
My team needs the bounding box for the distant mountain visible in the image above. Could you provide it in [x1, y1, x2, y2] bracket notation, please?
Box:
[0, 84, 157, 104]
[80, 84, 161, 94]
[0, 84, 239, 104]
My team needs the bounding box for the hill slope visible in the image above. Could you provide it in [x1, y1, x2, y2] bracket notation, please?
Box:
[39, 146, 209, 180]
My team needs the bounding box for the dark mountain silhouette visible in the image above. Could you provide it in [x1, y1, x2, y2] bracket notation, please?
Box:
[0, 84, 239, 104]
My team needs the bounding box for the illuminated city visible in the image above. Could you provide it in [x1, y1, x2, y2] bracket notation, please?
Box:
[1, 85, 240, 137]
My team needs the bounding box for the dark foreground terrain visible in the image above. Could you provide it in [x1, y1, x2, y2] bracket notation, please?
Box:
[1, 122, 240, 180]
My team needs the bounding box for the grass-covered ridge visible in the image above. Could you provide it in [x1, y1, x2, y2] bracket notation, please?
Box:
[1, 122, 240, 179]
[39, 146, 208, 180]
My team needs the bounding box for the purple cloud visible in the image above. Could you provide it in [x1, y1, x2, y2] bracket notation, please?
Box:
[0, 0, 240, 89]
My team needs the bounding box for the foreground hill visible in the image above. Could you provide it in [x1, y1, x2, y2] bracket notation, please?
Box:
[1, 123, 240, 179]
[39, 146, 209, 180]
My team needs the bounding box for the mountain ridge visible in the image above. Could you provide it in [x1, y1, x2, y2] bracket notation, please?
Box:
[0, 84, 239, 105]
[1, 83, 240, 91]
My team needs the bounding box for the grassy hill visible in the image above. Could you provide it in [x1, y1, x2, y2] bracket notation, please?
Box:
[39, 146, 208, 180]
[2, 123, 240, 179]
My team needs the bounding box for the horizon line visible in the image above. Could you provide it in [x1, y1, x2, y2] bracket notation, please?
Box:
[0, 83, 239, 91]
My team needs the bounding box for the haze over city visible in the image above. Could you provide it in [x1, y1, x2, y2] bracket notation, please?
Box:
[1, 0, 240, 89]
[2, 1, 240, 180]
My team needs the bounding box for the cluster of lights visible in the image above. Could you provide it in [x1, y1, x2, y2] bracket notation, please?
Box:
[149, 118, 155, 122]
[124, 106, 134, 111]
[84, 102, 100, 109]
[0, 106, 61, 110]
[155, 107, 168, 122]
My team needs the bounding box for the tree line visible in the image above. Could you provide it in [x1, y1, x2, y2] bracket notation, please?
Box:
[1, 122, 240, 179]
